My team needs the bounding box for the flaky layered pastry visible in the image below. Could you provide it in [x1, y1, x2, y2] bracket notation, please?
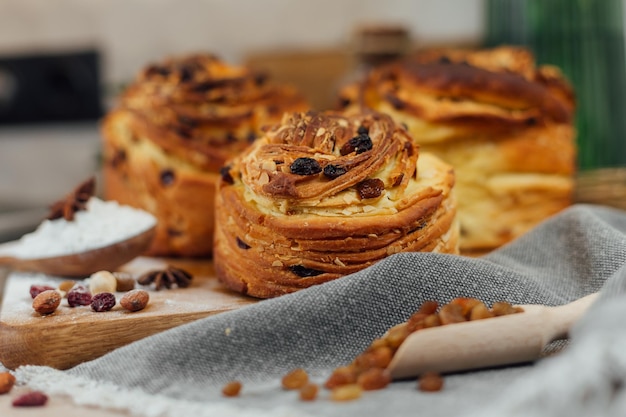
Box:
[101, 53, 308, 256]
[214, 110, 458, 298]
[338, 46, 576, 253]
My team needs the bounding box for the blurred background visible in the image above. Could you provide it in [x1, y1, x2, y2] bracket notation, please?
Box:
[0, 0, 624, 241]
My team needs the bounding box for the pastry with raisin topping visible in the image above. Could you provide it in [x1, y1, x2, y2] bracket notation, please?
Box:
[214, 110, 458, 298]
[101, 53, 308, 256]
[338, 46, 576, 254]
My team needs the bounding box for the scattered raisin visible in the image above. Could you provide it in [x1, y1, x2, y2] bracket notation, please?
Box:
[357, 125, 369, 135]
[67, 285, 92, 307]
[418, 372, 444, 392]
[220, 165, 234, 185]
[247, 132, 257, 143]
[356, 178, 385, 199]
[330, 384, 362, 401]
[323, 164, 348, 179]
[289, 265, 324, 277]
[437, 303, 466, 325]
[324, 366, 357, 389]
[299, 383, 319, 401]
[492, 301, 523, 316]
[282, 368, 309, 390]
[222, 381, 242, 397]
[290, 158, 322, 176]
[356, 368, 391, 391]
[91, 292, 116, 312]
[340, 134, 373, 155]
[160, 169, 176, 186]
[12, 391, 48, 407]
[236, 237, 251, 249]
[29, 284, 55, 299]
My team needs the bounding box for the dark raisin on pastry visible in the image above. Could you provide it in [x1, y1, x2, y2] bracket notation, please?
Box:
[289, 265, 325, 277]
[160, 169, 176, 186]
[290, 158, 322, 176]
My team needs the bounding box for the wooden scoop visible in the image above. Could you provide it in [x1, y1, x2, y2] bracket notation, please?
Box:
[0, 226, 156, 278]
[387, 292, 599, 379]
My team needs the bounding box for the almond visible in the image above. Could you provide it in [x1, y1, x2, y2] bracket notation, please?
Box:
[120, 289, 149, 312]
[32, 290, 61, 315]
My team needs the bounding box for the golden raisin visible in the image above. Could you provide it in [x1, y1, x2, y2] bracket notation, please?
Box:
[469, 302, 494, 320]
[367, 338, 388, 351]
[299, 383, 319, 401]
[385, 323, 410, 349]
[438, 303, 466, 325]
[406, 312, 428, 332]
[282, 368, 309, 390]
[492, 301, 523, 316]
[330, 384, 363, 401]
[449, 297, 482, 318]
[356, 368, 391, 391]
[418, 300, 439, 315]
[324, 366, 357, 389]
[418, 372, 444, 392]
[424, 313, 442, 328]
[222, 381, 242, 397]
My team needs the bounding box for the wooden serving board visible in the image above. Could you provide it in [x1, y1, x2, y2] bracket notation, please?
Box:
[0, 257, 258, 370]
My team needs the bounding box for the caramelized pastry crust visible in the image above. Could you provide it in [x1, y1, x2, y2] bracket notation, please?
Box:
[101, 53, 308, 256]
[339, 46, 576, 253]
[214, 110, 458, 298]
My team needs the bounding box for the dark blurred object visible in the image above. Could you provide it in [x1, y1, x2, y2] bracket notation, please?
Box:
[351, 24, 411, 68]
[485, 0, 626, 171]
[0, 50, 102, 124]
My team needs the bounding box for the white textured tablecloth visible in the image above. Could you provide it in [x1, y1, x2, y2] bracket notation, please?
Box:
[4, 204, 626, 417]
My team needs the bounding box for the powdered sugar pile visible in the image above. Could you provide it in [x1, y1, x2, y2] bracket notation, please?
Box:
[9, 198, 156, 259]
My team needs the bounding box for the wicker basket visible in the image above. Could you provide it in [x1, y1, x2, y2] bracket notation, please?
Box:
[575, 168, 626, 211]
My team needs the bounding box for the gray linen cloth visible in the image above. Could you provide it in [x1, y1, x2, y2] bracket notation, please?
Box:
[9, 204, 626, 416]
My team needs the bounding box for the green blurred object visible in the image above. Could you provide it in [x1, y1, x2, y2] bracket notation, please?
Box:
[485, 0, 626, 170]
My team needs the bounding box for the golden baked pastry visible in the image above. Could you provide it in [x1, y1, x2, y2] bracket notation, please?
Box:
[338, 46, 576, 253]
[214, 110, 458, 298]
[101, 53, 309, 257]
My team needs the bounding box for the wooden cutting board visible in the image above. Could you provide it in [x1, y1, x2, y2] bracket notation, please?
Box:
[0, 257, 258, 370]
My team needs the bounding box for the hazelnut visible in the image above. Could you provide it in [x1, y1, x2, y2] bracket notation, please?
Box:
[89, 270, 117, 295]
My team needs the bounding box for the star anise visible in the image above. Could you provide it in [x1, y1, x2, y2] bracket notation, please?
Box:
[137, 265, 193, 290]
[47, 177, 96, 221]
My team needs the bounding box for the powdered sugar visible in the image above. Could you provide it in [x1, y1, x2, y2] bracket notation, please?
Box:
[9, 198, 156, 259]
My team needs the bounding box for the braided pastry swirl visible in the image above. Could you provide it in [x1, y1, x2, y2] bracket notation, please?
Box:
[101, 53, 308, 256]
[214, 110, 458, 298]
[338, 46, 576, 253]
